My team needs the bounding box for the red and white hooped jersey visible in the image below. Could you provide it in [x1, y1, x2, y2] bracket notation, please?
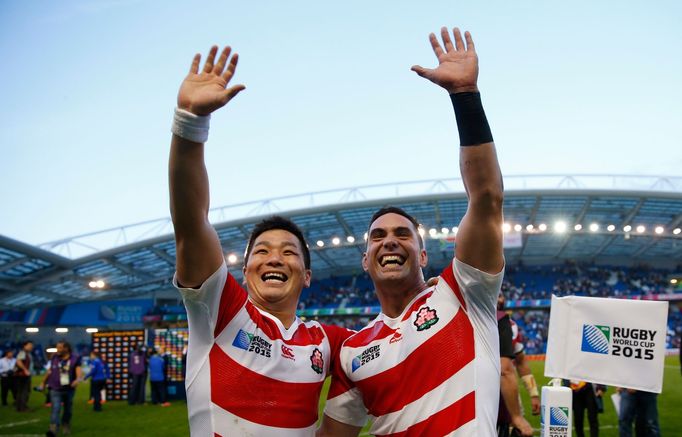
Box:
[175, 263, 351, 436]
[325, 258, 502, 436]
[510, 319, 525, 356]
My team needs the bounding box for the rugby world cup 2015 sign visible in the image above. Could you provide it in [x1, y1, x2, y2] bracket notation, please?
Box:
[545, 295, 667, 393]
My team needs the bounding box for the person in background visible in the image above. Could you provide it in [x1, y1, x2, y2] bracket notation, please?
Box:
[0, 349, 17, 407]
[84, 350, 109, 412]
[498, 309, 534, 436]
[149, 349, 171, 407]
[618, 388, 660, 437]
[566, 380, 605, 437]
[128, 345, 147, 405]
[14, 340, 33, 412]
[41, 341, 82, 436]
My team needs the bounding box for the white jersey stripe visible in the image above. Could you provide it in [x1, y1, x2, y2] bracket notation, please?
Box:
[214, 307, 331, 383]
[370, 360, 476, 435]
[211, 402, 317, 437]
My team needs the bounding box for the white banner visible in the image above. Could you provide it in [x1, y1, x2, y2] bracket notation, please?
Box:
[545, 295, 668, 393]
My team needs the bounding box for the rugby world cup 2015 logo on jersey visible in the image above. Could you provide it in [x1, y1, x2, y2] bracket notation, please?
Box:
[351, 345, 380, 373]
[581, 324, 657, 361]
[232, 329, 272, 358]
[548, 407, 569, 437]
[413, 306, 439, 331]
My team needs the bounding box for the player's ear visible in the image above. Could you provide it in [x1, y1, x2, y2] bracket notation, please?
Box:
[362, 252, 369, 272]
[304, 269, 312, 288]
[419, 248, 428, 268]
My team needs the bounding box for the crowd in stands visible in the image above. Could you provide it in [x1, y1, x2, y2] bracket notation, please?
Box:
[502, 262, 678, 300]
[297, 262, 682, 354]
[3, 263, 679, 363]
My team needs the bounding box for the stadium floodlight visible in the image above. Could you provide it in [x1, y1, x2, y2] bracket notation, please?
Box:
[316, 240, 324, 247]
[46, 348, 57, 354]
[636, 225, 646, 233]
[440, 227, 448, 234]
[227, 253, 238, 264]
[96, 280, 105, 288]
[89, 281, 97, 288]
[589, 223, 599, 232]
[346, 235, 355, 243]
[623, 225, 632, 232]
[502, 223, 511, 233]
[538, 223, 547, 232]
[514, 224, 522, 232]
[607, 225, 615, 232]
[451, 226, 459, 234]
[526, 224, 534, 232]
[553, 221, 567, 233]
[55, 327, 69, 333]
[332, 237, 341, 246]
[674, 228, 681, 235]
[654, 226, 664, 235]
[671, 279, 678, 285]
[25, 327, 39, 333]
[86, 328, 99, 333]
[574, 224, 583, 231]
[428, 228, 437, 237]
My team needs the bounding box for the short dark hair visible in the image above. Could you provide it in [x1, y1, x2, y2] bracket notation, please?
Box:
[22, 340, 33, 348]
[368, 206, 424, 248]
[244, 216, 311, 269]
[58, 341, 72, 354]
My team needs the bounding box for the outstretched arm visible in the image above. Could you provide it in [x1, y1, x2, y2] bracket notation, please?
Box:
[514, 351, 541, 415]
[500, 357, 533, 436]
[169, 46, 245, 287]
[413, 28, 503, 274]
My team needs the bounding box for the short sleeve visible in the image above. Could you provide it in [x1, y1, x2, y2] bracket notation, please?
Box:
[324, 340, 369, 427]
[453, 257, 503, 318]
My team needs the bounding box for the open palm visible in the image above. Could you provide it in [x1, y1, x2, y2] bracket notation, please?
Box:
[177, 46, 245, 116]
[412, 27, 479, 94]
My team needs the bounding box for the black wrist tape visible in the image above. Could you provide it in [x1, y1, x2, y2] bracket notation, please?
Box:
[450, 92, 494, 147]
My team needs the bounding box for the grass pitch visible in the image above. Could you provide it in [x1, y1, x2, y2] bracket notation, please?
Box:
[1, 356, 679, 436]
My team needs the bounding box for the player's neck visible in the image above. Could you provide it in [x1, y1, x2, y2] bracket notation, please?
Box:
[251, 300, 297, 329]
[375, 279, 429, 318]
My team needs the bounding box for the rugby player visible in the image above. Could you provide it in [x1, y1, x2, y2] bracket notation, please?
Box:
[319, 27, 513, 436]
[169, 45, 352, 436]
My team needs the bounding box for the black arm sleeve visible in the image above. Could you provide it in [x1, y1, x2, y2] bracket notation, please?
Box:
[498, 314, 515, 359]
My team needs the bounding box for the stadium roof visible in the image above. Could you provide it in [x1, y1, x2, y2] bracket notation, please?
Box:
[1, 174, 681, 309]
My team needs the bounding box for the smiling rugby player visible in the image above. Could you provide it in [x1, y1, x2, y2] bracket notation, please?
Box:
[168, 45, 352, 436]
[319, 27, 509, 437]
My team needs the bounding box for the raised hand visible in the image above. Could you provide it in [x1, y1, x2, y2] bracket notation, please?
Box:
[177, 45, 245, 116]
[411, 27, 478, 94]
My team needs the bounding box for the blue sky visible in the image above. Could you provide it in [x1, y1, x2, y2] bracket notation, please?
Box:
[1, 0, 680, 244]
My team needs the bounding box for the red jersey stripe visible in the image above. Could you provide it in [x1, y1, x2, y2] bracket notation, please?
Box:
[343, 321, 395, 348]
[440, 262, 466, 311]
[379, 391, 476, 437]
[400, 291, 435, 322]
[213, 274, 247, 338]
[243, 302, 327, 346]
[354, 309, 475, 416]
[209, 344, 322, 428]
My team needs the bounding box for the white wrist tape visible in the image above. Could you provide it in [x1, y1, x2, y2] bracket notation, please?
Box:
[171, 108, 211, 143]
[521, 374, 539, 397]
